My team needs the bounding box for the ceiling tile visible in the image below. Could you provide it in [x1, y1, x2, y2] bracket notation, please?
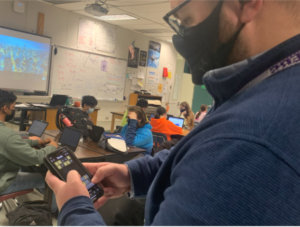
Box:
[106, 0, 167, 7]
[116, 2, 170, 13]
[121, 23, 166, 30]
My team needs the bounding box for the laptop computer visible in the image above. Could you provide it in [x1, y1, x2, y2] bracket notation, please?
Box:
[149, 114, 155, 121]
[58, 127, 82, 151]
[19, 119, 49, 139]
[168, 117, 185, 128]
[88, 125, 104, 142]
[49, 94, 68, 106]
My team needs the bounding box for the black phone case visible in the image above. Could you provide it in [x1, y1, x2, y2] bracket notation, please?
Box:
[43, 147, 104, 202]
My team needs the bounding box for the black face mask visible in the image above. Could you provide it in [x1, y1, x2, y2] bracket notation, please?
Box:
[173, 1, 243, 85]
[180, 109, 186, 113]
[5, 109, 15, 122]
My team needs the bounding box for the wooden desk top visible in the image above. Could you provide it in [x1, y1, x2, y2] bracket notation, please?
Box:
[43, 130, 145, 157]
[41, 133, 104, 159]
[182, 129, 190, 136]
[111, 112, 124, 116]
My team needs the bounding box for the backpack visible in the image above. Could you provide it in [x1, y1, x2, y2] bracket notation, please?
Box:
[56, 106, 93, 138]
[98, 133, 128, 154]
[5, 200, 52, 226]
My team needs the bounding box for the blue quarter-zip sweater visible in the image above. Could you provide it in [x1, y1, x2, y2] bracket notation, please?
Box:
[58, 35, 300, 225]
[121, 119, 153, 155]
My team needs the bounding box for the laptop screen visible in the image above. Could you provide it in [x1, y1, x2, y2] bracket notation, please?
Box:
[168, 117, 184, 128]
[50, 95, 68, 106]
[59, 128, 82, 149]
[27, 120, 48, 137]
[149, 114, 154, 121]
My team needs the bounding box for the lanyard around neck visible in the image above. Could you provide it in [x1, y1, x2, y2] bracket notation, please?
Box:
[238, 50, 300, 94]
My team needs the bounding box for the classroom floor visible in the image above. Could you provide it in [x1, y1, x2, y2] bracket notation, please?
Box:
[0, 190, 58, 226]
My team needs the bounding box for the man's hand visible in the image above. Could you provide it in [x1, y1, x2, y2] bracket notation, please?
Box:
[46, 170, 90, 210]
[40, 138, 52, 145]
[48, 140, 58, 148]
[45, 170, 115, 210]
[29, 136, 41, 142]
[83, 162, 131, 209]
[128, 111, 137, 120]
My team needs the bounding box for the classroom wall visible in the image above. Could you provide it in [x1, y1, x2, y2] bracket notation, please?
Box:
[0, 1, 178, 130]
[192, 86, 214, 114]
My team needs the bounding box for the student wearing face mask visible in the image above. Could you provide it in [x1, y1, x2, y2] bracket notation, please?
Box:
[179, 101, 194, 129]
[81, 95, 98, 123]
[120, 106, 153, 155]
[0, 89, 58, 213]
[46, 0, 300, 225]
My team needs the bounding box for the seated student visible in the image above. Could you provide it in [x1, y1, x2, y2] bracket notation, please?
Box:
[121, 106, 153, 155]
[195, 104, 208, 123]
[81, 95, 98, 123]
[0, 90, 58, 212]
[150, 107, 183, 141]
[179, 101, 194, 130]
[121, 99, 148, 127]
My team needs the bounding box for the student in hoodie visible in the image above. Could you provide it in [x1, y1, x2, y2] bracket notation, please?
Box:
[0, 89, 58, 213]
[150, 106, 182, 141]
[121, 106, 153, 155]
[121, 99, 148, 127]
[81, 95, 98, 124]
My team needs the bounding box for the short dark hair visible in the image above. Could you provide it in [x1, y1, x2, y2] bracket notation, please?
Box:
[136, 99, 148, 108]
[154, 107, 166, 119]
[0, 89, 17, 109]
[82, 96, 98, 107]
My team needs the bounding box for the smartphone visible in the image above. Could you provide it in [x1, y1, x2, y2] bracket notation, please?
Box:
[44, 147, 104, 202]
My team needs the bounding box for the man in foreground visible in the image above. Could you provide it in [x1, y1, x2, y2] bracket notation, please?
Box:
[46, 0, 300, 224]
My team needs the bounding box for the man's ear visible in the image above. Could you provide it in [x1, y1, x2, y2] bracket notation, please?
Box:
[240, 0, 263, 23]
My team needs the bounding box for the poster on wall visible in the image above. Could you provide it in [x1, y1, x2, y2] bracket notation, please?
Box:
[147, 41, 161, 69]
[128, 47, 139, 68]
[78, 19, 95, 50]
[139, 50, 147, 67]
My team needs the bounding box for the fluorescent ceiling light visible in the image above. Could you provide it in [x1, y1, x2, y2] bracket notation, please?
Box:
[167, 40, 173, 43]
[95, 14, 138, 21]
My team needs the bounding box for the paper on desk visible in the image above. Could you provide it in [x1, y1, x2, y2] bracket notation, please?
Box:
[32, 104, 49, 107]
[15, 104, 29, 107]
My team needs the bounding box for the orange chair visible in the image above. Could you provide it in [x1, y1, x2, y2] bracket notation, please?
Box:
[0, 189, 33, 212]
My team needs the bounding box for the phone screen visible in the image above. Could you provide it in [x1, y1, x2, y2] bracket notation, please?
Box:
[48, 148, 102, 201]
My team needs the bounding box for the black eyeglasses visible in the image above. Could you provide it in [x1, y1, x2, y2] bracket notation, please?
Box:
[163, 0, 192, 37]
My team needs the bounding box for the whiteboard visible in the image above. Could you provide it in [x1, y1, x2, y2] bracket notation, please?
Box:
[50, 46, 126, 101]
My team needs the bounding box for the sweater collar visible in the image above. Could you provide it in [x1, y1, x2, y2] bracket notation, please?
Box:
[203, 34, 300, 107]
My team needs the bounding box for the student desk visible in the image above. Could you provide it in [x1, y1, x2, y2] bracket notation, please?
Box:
[182, 129, 191, 136]
[41, 130, 145, 207]
[14, 105, 99, 131]
[110, 112, 124, 133]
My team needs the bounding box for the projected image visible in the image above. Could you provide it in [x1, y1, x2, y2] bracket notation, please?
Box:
[0, 34, 50, 78]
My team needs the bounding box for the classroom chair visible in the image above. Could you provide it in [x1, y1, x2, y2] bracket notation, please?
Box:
[152, 132, 168, 156]
[114, 126, 123, 134]
[0, 189, 33, 213]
